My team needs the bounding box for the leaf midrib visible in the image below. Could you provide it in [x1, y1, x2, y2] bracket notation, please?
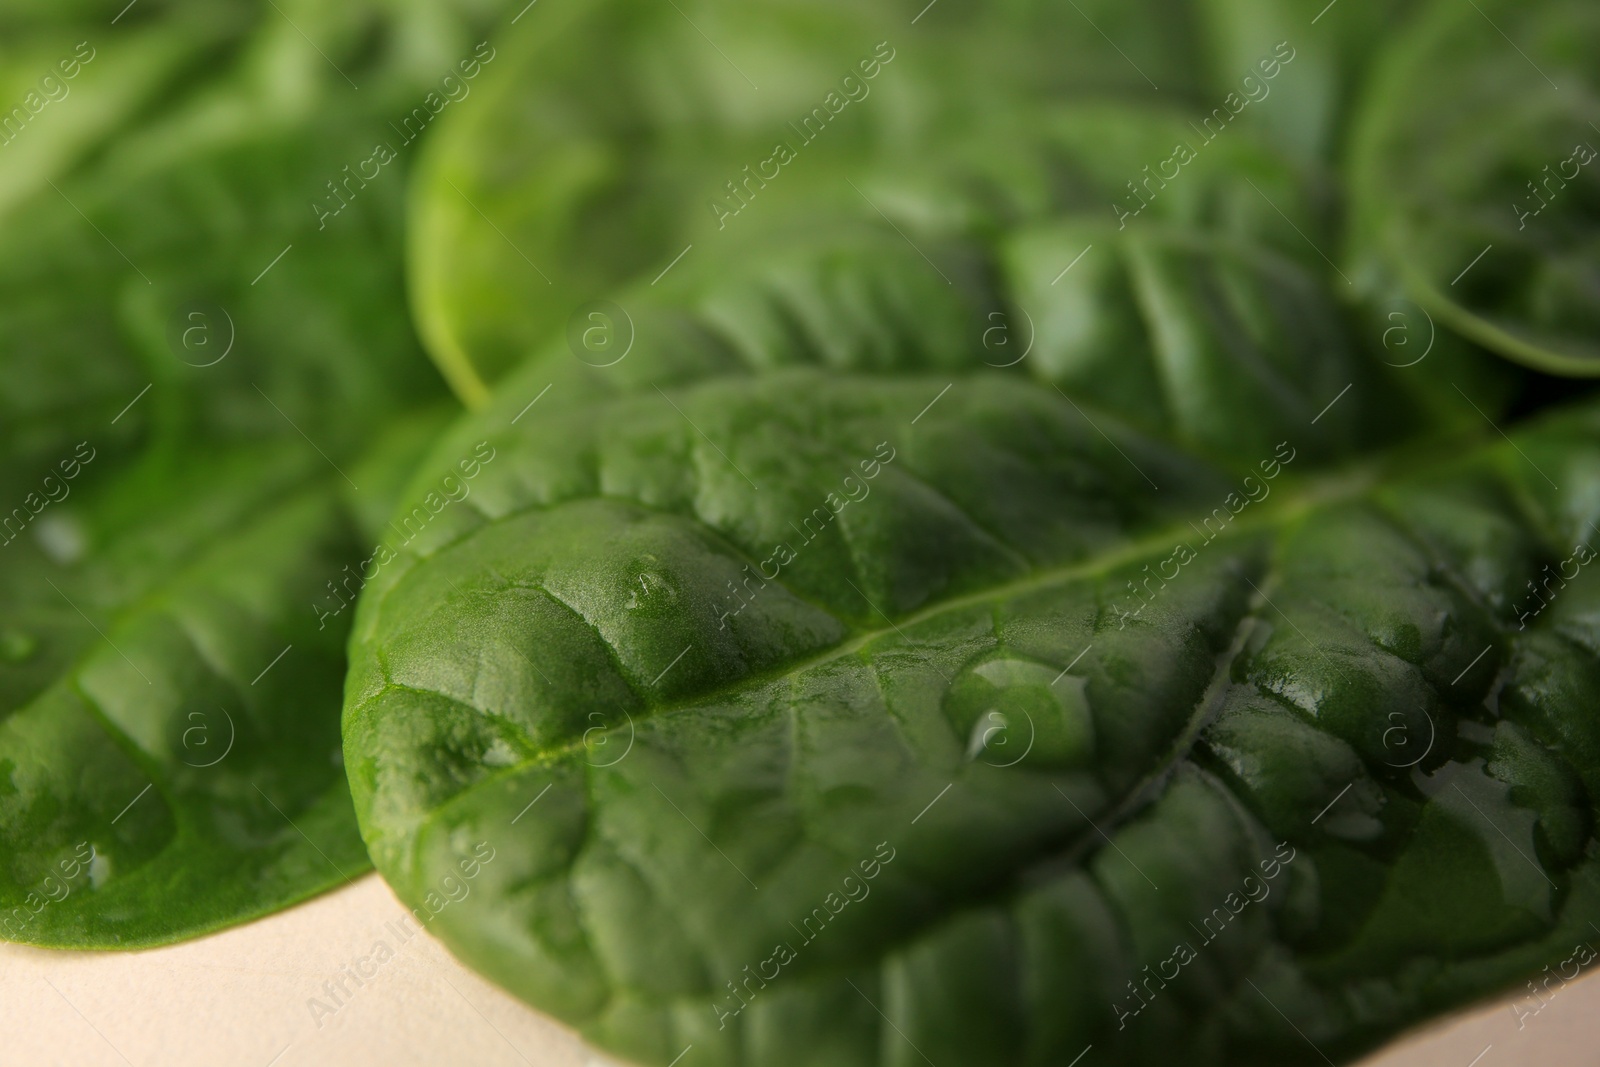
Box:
[400, 394, 1563, 807]
[384, 380, 1597, 1029]
[398, 429, 1427, 889]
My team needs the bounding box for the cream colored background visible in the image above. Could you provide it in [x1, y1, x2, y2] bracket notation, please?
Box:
[0, 872, 1585, 1066]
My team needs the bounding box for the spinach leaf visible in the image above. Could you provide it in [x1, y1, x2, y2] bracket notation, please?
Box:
[1347, 0, 1600, 374]
[410, 0, 1508, 428]
[409, 0, 1242, 404]
[0, 97, 433, 489]
[1191, 0, 1420, 165]
[0, 0, 509, 944]
[0, 446, 367, 947]
[0, 0, 521, 502]
[0, 399, 455, 948]
[346, 347, 1600, 1065]
[414, 37, 1432, 472]
[410, 171, 1441, 478]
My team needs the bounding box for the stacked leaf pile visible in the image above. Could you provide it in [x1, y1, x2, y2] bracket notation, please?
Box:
[2, 1, 1597, 1065]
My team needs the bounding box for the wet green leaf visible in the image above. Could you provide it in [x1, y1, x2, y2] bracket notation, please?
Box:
[355, 162, 1600, 1062]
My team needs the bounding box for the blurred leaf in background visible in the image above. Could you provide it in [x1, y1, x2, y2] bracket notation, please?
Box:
[0, 0, 509, 946]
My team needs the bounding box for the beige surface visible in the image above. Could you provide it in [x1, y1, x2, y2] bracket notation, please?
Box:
[0, 873, 1589, 1066]
[0, 875, 608, 1067]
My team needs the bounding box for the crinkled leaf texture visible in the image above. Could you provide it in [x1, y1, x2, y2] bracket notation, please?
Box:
[355, 0, 1600, 1060]
[346, 342, 1600, 1066]
[1348, 0, 1600, 374]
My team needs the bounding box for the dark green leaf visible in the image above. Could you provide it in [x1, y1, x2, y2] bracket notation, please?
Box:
[355, 4, 1592, 1061]
[1348, 0, 1600, 374]
[347, 356, 1600, 1065]
[346, 259, 1600, 1067]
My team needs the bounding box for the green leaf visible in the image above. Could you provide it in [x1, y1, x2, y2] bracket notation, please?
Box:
[0, 445, 370, 947]
[451, 195, 1445, 472]
[353, 1, 1598, 1058]
[415, 106, 1419, 472]
[409, 0, 1240, 404]
[0, 0, 522, 503]
[345, 313, 1600, 1067]
[1190, 0, 1421, 164]
[1347, 0, 1600, 374]
[0, 389, 457, 949]
[0, 105, 435, 484]
[0, 0, 501, 944]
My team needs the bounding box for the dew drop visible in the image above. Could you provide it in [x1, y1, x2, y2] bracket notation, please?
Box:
[88, 849, 112, 889]
[482, 737, 518, 767]
[967, 710, 1009, 761]
[34, 513, 87, 565]
[625, 555, 679, 612]
[946, 657, 1095, 769]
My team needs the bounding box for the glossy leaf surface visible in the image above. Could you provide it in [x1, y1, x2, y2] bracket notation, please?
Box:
[348, 350, 1600, 1065]
[353, 4, 1599, 1061]
[354, 164, 1600, 1060]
